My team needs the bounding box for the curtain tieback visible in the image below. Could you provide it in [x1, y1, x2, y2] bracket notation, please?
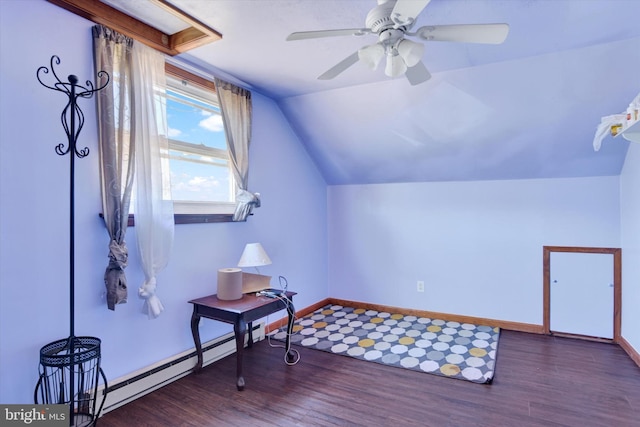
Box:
[236, 190, 260, 207]
[139, 277, 164, 319]
[138, 277, 157, 298]
[233, 190, 261, 221]
[108, 240, 128, 269]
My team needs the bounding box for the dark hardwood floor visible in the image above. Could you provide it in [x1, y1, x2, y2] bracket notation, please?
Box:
[98, 330, 640, 427]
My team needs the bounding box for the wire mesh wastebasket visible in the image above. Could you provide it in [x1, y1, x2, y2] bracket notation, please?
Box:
[34, 336, 107, 427]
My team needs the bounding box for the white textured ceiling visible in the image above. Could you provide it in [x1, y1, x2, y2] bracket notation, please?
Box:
[142, 0, 640, 184]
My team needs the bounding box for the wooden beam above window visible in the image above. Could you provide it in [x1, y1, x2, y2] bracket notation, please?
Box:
[165, 62, 217, 93]
[47, 0, 222, 56]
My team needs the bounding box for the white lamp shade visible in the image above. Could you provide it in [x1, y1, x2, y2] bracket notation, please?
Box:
[237, 243, 272, 267]
[358, 43, 385, 70]
[397, 39, 424, 67]
[385, 53, 407, 77]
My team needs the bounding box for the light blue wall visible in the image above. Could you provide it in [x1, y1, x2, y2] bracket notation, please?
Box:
[621, 142, 640, 351]
[328, 176, 621, 325]
[0, 0, 327, 403]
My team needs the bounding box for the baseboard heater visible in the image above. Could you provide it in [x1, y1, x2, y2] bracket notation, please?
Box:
[97, 323, 265, 415]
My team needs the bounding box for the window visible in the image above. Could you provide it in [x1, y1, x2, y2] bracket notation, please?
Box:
[164, 66, 235, 216]
[122, 64, 236, 225]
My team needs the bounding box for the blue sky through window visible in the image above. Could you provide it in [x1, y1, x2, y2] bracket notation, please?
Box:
[166, 87, 233, 203]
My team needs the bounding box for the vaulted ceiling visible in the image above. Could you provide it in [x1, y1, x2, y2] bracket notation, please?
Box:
[105, 0, 640, 185]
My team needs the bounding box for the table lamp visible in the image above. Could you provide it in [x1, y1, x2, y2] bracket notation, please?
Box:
[237, 243, 272, 274]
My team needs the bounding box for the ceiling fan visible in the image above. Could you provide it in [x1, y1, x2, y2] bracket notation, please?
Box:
[286, 0, 509, 85]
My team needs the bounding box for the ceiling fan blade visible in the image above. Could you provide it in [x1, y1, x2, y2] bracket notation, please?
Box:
[405, 61, 431, 86]
[391, 0, 431, 27]
[415, 23, 510, 44]
[287, 28, 371, 41]
[318, 52, 360, 80]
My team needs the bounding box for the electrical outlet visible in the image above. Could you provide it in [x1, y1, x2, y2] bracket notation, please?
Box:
[417, 281, 425, 292]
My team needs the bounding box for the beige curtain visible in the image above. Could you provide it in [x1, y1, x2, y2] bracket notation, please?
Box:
[214, 78, 257, 221]
[93, 25, 135, 310]
[94, 25, 174, 317]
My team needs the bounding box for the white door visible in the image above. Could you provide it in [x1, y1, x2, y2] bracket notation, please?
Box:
[550, 252, 614, 339]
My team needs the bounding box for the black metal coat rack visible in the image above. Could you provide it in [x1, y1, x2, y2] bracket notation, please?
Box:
[34, 55, 109, 427]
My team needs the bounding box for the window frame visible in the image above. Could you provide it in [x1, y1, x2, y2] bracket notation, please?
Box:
[114, 64, 237, 226]
[165, 63, 237, 223]
[164, 64, 237, 220]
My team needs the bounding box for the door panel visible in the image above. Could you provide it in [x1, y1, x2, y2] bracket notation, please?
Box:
[550, 252, 613, 339]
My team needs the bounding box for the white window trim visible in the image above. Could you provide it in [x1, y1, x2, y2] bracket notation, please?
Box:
[164, 66, 237, 218]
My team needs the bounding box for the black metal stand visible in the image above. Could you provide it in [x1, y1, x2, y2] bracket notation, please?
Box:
[33, 55, 110, 427]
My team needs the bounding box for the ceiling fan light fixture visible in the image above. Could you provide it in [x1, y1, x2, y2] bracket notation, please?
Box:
[287, 0, 510, 83]
[397, 39, 424, 67]
[385, 52, 407, 77]
[358, 43, 385, 70]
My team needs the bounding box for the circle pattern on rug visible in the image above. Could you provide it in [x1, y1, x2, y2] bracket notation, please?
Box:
[272, 305, 500, 384]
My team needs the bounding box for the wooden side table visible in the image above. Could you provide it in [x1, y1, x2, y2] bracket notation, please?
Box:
[189, 291, 296, 390]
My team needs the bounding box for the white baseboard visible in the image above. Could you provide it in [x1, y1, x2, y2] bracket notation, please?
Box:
[97, 323, 265, 415]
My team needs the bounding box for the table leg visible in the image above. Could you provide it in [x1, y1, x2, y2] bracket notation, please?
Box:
[285, 300, 296, 363]
[234, 317, 247, 391]
[247, 321, 253, 348]
[190, 311, 203, 373]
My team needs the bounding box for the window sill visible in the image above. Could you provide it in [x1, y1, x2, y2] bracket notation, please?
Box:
[100, 213, 240, 226]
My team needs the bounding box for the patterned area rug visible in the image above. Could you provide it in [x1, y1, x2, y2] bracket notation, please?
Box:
[271, 304, 500, 384]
